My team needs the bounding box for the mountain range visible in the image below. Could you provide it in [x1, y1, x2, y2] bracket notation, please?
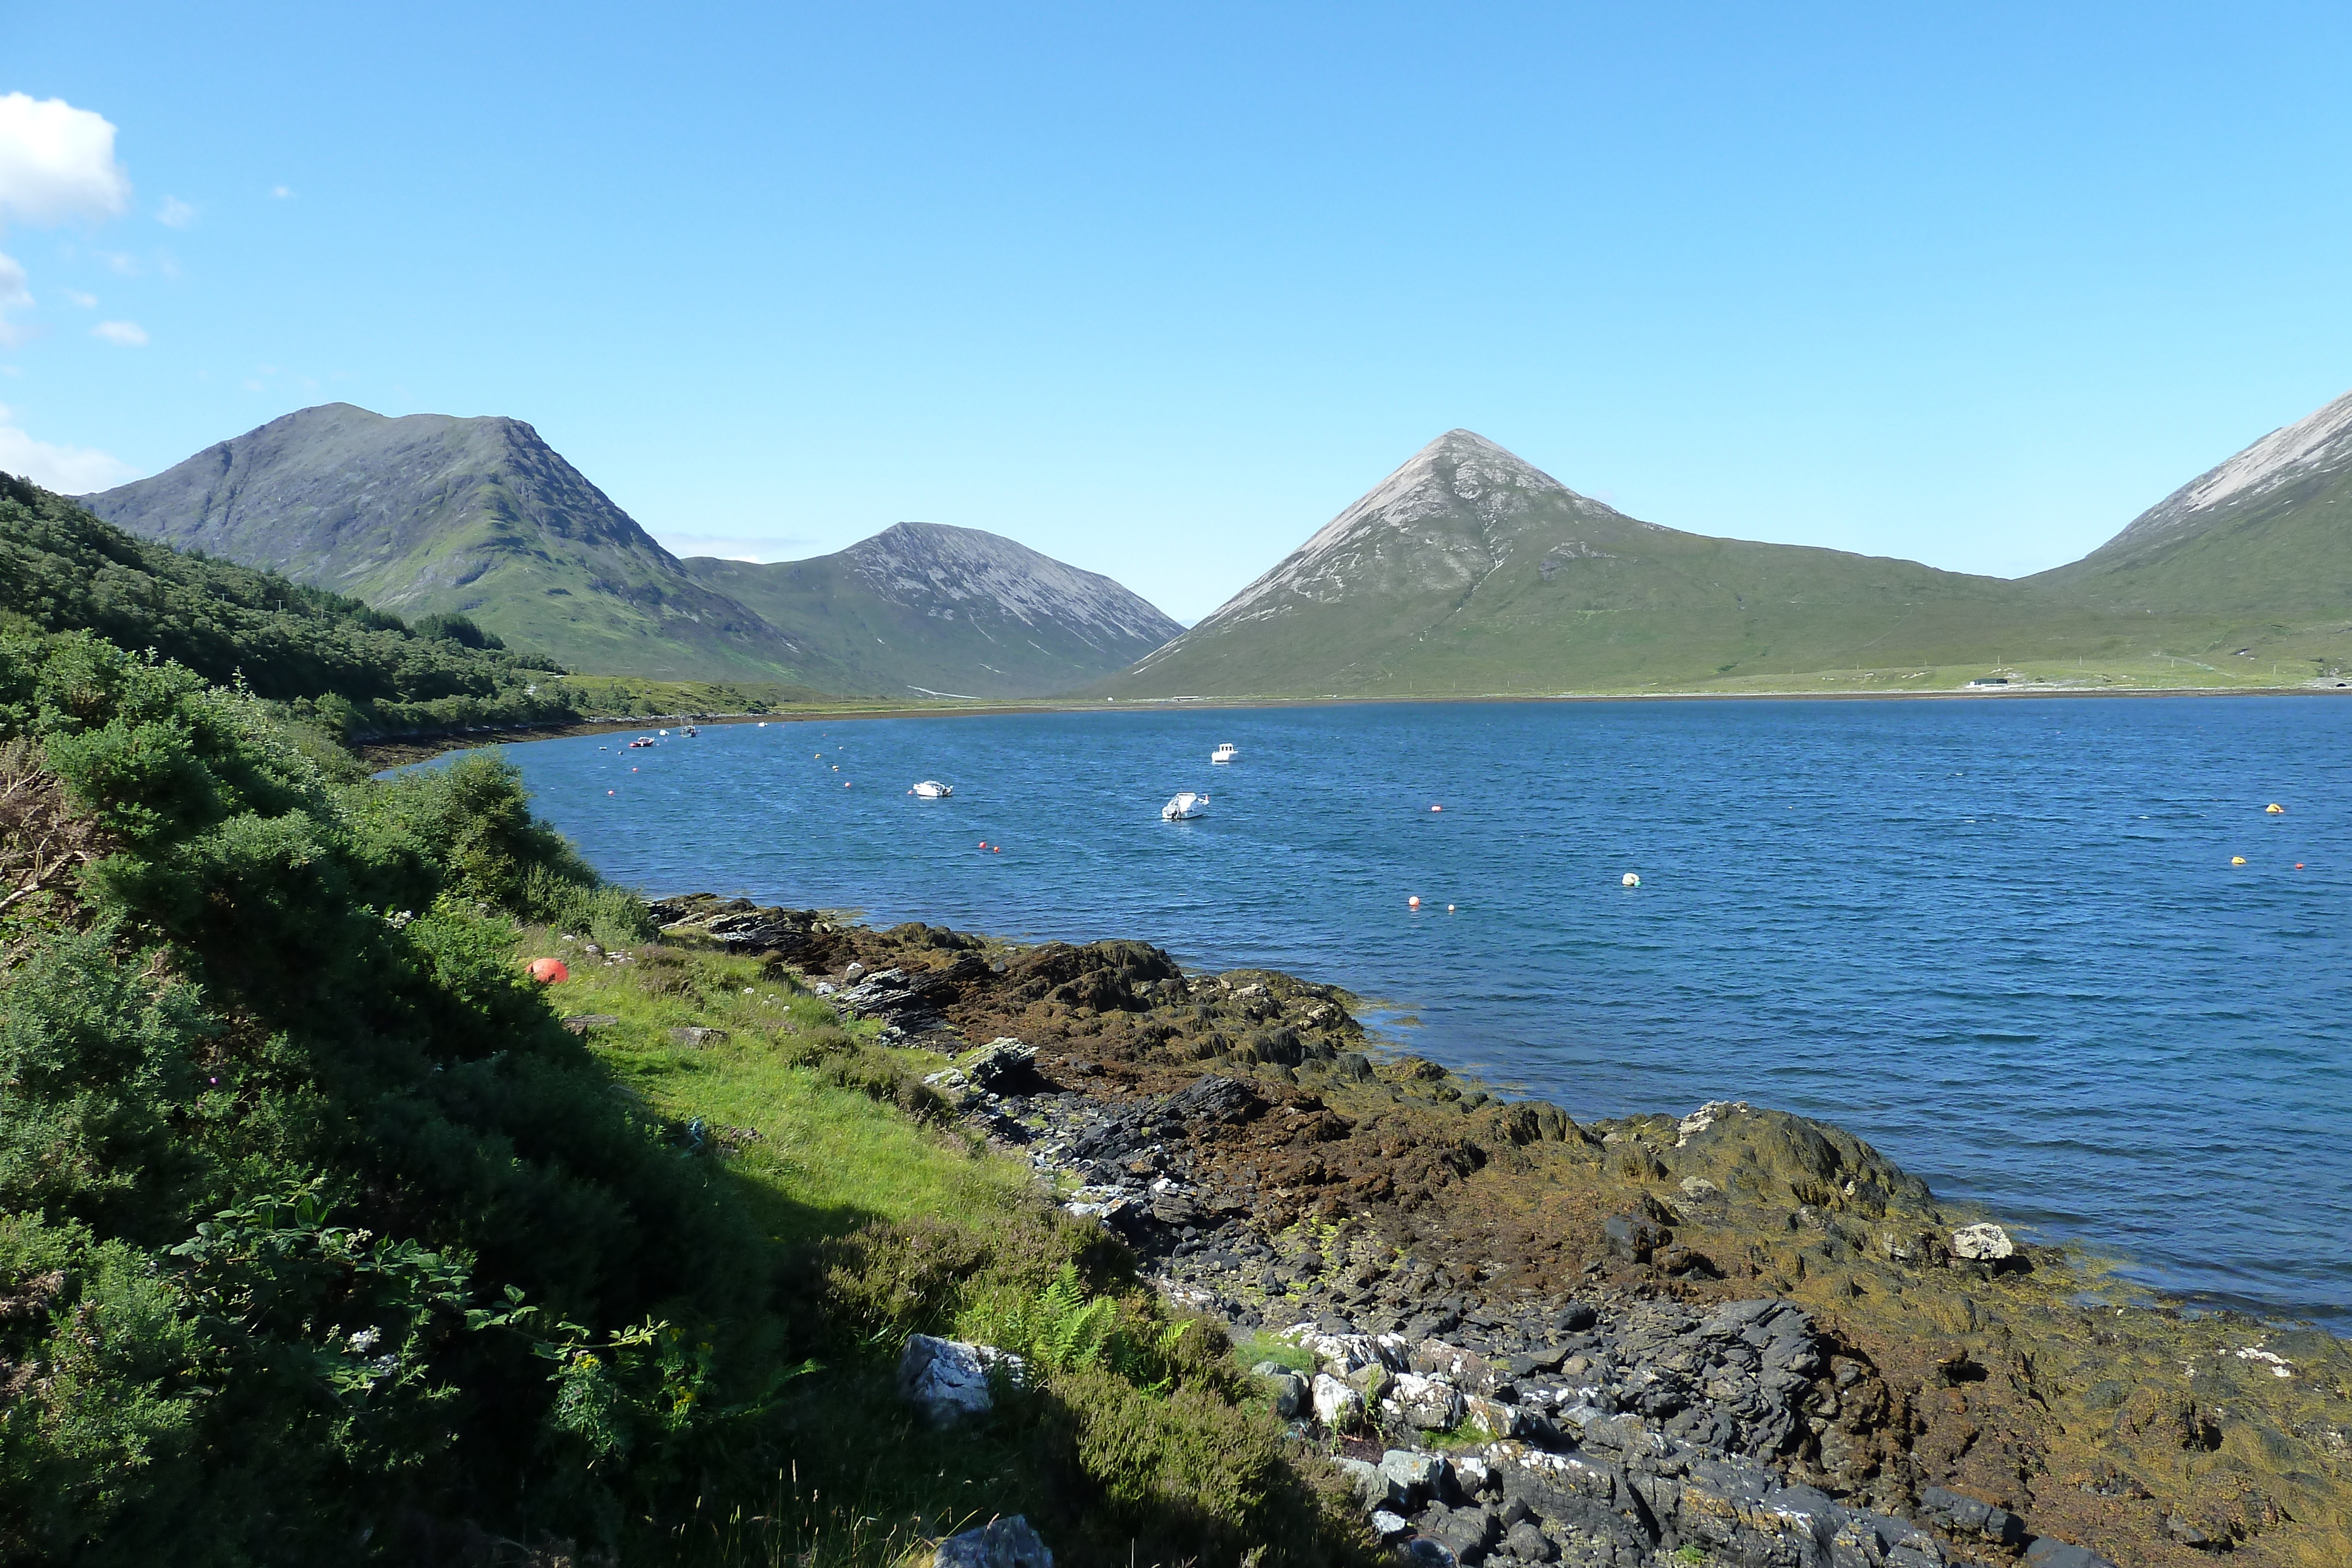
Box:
[1111, 400, 2352, 697]
[72, 390, 2352, 701]
[81, 405, 1177, 698]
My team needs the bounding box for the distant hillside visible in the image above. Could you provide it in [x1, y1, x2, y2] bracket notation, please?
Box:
[1109, 429, 2348, 697]
[2030, 388, 2352, 618]
[0, 471, 579, 738]
[684, 522, 1182, 698]
[80, 404, 831, 685]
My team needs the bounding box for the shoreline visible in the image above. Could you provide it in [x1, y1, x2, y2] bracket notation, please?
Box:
[356, 678, 2352, 768]
[644, 892, 2351, 1568]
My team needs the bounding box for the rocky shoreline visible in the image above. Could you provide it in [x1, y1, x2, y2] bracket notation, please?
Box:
[651, 894, 2352, 1568]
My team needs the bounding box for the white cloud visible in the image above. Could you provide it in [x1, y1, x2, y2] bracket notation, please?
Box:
[270, 184, 293, 199]
[98, 250, 138, 276]
[63, 288, 95, 307]
[0, 252, 28, 346]
[0, 406, 135, 490]
[0, 94, 130, 230]
[156, 195, 195, 228]
[92, 318, 146, 346]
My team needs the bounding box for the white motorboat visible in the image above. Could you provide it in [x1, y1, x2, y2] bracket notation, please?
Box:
[1161, 791, 1210, 821]
[909, 780, 954, 799]
[1210, 742, 1239, 764]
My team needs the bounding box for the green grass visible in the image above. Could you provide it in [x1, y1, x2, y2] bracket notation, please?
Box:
[540, 942, 1034, 1245]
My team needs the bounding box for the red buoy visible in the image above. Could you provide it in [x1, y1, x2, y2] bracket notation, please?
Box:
[526, 957, 569, 984]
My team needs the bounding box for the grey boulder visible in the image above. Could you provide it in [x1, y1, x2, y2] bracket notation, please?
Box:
[934, 1514, 1052, 1568]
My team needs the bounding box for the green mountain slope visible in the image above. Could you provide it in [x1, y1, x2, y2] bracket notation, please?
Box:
[684, 521, 1182, 698]
[79, 403, 833, 685]
[2029, 388, 2352, 620]
[1110, 428, 2352, 697]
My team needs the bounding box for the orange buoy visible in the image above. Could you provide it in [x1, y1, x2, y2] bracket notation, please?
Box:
[1408, 895, 1421, 908]
[526, 957, 569, 984]
[1431, 804, 1443, 813]
[993, 845, 1001, 853]
[607, 789, 616, 795]
[2296, 862, 2305, 869]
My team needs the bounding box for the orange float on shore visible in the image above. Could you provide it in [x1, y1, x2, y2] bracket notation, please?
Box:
[526, 957, 570, 984]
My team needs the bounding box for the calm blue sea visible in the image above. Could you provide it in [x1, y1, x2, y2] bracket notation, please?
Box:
[455, 697, 2352, 1329]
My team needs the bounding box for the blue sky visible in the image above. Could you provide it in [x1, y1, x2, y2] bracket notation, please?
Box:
[6, 2, 2351, 621]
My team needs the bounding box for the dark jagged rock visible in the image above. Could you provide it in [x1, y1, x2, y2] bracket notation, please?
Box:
[650, 893, 834, 957]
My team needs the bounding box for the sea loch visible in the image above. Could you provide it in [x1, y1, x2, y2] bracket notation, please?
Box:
[483, 694, 2352, 1330]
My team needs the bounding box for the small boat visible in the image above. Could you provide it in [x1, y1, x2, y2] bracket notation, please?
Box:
[1211, 742, 1239, 764]
[682, 724, 699, 737]
[1161, 791, 1210, 821]
[627, 737, 656, 748]
[910, 780, 954, 799]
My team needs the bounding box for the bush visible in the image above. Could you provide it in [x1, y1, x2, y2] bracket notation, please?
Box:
[0, 629, 781, 1559]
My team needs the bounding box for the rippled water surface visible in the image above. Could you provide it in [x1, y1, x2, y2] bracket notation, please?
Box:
[472, 697, 2352, 1327]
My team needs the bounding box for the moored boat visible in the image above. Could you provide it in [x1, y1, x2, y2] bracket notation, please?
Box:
[1161, 791, 1210, 820]
[1211, 742, 1238, 763]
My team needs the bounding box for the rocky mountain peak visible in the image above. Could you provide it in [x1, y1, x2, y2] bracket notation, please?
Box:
[1165, 430, 1613, 639]
[836, 520, 1181, 644]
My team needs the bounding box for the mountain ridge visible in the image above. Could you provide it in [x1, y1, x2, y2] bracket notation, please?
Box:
[80, 405, 1182, 697]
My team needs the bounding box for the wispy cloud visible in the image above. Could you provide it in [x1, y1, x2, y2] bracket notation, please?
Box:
[270, 184, 294, 200]
[156, 195, 195, 228]
[63, 288, 95, 308]
[92, 319, 146, 346]
[0, 94, 131, 229]
[0, 404, 135, 490]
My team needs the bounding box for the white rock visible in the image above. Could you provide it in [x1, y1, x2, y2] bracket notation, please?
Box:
[1311, 1371, 1365, 1429]
[1392, 1371, 1466, 1430]
[898, 1335, 1024, 1425]
[1281, 1322, 1397, 1373]
[1950, 1222, 2016, 1261]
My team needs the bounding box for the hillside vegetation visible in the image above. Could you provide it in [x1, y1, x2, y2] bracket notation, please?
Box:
[0, 475, 583, 743]
[0, 607, 1362, 1563]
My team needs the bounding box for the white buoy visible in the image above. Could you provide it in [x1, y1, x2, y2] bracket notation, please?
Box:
[1622, 872, 1641, 888]
[1446, 904, 1455, 912]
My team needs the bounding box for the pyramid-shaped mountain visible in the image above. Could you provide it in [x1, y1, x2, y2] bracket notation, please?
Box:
[1114, 430, 2100, 696]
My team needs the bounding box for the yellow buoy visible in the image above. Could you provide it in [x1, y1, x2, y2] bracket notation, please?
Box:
[2231, 856, 2246, 866]
[2266, 803, 2285, 814]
